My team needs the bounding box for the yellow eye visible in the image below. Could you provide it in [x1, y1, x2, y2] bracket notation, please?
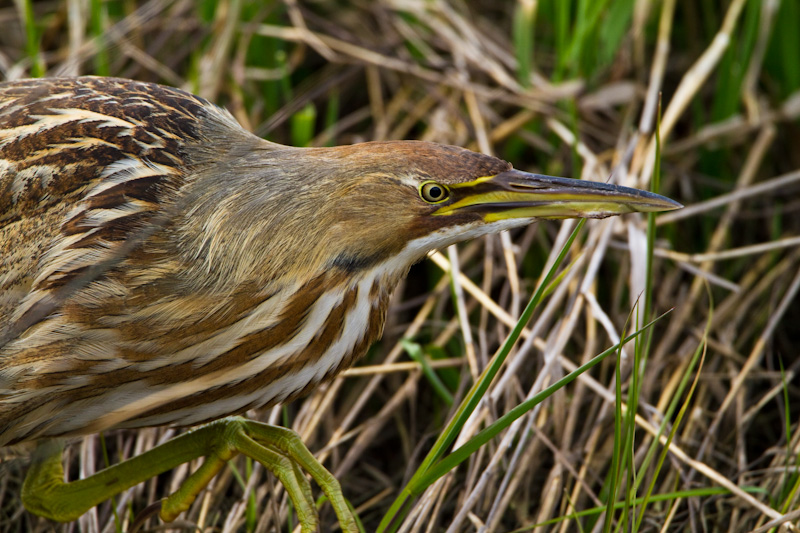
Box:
[419, 181, 449, 203]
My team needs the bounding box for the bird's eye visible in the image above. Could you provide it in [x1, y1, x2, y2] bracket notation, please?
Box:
[419, 181, 449, 203]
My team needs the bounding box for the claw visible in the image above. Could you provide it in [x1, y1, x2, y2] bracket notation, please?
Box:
[130, 499, 164, 533]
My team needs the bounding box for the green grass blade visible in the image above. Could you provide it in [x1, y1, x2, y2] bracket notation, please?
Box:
[378, 219, 587, 532]
[90, 0, 110, 76]
[510, 486, 764, 531]
[513, 0, 537, 87]
[603, 321, 626, 532]
[415, 312, 669, 490]
[291, 103, 316, 148]
[635, 292, 710, 529]
[402, 339, 453, 406]
[18, 0, 44, 77]
[553, 0, 571, 81]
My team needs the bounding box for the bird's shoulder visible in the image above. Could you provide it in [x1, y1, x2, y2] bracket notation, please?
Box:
[0, 76, 239, 334]
[0, 76, 225, 226]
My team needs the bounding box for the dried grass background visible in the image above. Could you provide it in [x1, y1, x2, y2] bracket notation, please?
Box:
[1, 0, 799, 532]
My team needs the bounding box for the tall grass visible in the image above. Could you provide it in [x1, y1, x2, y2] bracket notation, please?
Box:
[1, 0, 798, 531]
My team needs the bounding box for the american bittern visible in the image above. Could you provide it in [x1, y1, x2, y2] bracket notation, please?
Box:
[0, 77, 679, 531]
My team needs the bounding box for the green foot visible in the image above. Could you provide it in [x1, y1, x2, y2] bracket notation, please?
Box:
[22, 417, 359, 532]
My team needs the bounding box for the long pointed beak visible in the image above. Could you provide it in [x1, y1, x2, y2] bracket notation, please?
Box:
[434, 169, 682, 221]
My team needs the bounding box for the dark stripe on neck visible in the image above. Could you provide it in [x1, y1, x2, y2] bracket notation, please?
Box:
[330, 252, 380, 273]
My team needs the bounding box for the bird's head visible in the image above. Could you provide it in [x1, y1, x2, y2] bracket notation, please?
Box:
[180, 140, 680, 288]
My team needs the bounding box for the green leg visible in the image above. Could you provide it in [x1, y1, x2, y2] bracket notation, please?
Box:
[244, 421, 360, 532]
[22, 416, 359, 532]
[159, 445, 230, 521]
[232, 433, 319, 532]
[22, 427, 211, 521]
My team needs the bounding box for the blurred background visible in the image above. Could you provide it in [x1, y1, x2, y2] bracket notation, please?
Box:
[1, 0, 799, 531]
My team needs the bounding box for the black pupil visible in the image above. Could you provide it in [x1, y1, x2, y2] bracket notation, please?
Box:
[428, 185, 442, 199]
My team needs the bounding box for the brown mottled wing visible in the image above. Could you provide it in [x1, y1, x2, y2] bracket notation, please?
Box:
[0, 77, 296, 446]
[0, 77, 210, 334]
[0, 77, 242, 443]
